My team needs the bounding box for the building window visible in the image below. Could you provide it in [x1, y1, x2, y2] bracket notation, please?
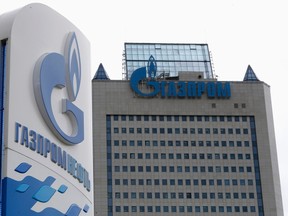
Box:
[163, 206, 169, 212]
[131, 179, 136, 185]
[187, 206, 192, 212]
[139, 206, 145, 212]
[115, 192, 120, 199]
[114, 140, 119, 146]
[171, 206, 177, 212]
[131, 206, 137, 212]
[129, 128, 134, 133]
[174, 116, 179, 121]
[113, 128, 119, 133]
[115, 206, 121, 212]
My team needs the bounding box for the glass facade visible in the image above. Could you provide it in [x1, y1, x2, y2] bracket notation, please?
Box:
[124, 43, 213, 80]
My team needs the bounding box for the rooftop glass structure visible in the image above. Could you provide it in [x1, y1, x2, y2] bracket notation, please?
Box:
[123, 43, 214, 80]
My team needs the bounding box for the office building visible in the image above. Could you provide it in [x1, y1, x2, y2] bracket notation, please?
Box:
[93, 51, 283, 215]
[123, 43, 213, 80]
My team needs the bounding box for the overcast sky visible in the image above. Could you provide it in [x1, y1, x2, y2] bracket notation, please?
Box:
[1, 0, 287, 214]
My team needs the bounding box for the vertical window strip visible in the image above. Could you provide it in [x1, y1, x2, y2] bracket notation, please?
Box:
[106, 115, 113, 216]
[250, 116, 264, 216]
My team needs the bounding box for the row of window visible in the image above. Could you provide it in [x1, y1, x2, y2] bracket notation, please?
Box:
[114, 178, 254, 186]
[113, 127, 249, 135]
[114, 191, 256, 199]
[112, 115, 248, 122]
[114, 165, 254, 173]
[113, 140, 251, 147]
[113, 205, 257, 213]
[114, 152, 252, 160]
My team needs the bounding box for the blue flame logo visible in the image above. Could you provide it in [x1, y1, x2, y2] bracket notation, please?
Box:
[33, 32, 84, 145]
[130, 55, 160, 97]
[65, 33, 81, 101]
[147, 55, 157, 78]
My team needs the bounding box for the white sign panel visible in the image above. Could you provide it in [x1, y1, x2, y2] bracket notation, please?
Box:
[0, 3, 93, 215]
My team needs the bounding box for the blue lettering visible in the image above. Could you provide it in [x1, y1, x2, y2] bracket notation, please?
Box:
[57, 147, 67, 170]
[44, 138, 50, 157]
[187, 82, 196, 97]
[160, 81, 166, 97]
[84, 169, 90, 191]
[177, 81, 186, 97]
[51, 143, 57, 163]
[14, 122, 21, 143]
[130, 73, 232, 99]
[197, 82, 205, 97]
[68, 154, 77, 178]
[14, 122, 91, 191]
[167, 82, 177, 97]
[37, 134, 44, 155]
[77, 163, 84, 183]
[21, 126, 29, 147]
[29, 130, 37, 151]
[207, 82, 216, 98]
[217, 82, 231, 98]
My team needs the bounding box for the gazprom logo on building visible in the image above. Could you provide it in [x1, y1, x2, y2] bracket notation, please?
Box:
[33, 32, 84, 145]
[130, 55, 231, 98]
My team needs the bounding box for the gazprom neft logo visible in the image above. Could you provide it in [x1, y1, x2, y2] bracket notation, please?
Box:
[33, 32, 84, 145]
[130, 56, 231, 98]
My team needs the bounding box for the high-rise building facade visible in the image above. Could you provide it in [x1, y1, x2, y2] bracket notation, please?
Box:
[123, 43, 213, 80]
[93, 56, 283, 215]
